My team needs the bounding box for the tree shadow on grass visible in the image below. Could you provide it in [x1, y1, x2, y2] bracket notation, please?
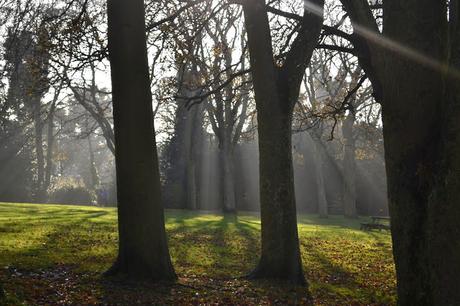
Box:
[154, 212, 313, 305]
[1, 208, 114, 271]
[165, 213, 259, 276]
[3, 207, 390, 304]
[94, 212, 312, 305]
[0, 207, 118, 304]
[301, 236, 396, 305]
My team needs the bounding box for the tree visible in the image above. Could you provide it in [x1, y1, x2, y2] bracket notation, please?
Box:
[242, 0, 324, 284]
[4, 28, 50, 201]
[200, 8, 250, 212]
[341, 67, 367, 219]
[0, 118, 33, 202]
[105, 0, 176, 281]
[157, 2, 252, 212]
[296, 52, 343, 218]
[159, 21, 206, 210]
[166, 64, 205, 210]
[336, 0, 460, 304]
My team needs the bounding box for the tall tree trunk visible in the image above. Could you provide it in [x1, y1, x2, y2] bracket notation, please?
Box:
[243, 2, 304, 283]
[308, 130, 328, 218]
[186, 156, 197, 210]
[33, 103, 45, 201]
[185, 102, 203, 210]
[381, 1, 450, 304]
[221, 139, 236, 212]
[252, 107, 304, 283]
[44, 100, 56, 191]
[340, 1, 460, 303]
[427, 98, 460, 305]
[313, 142, 328, 218]
[184, 112, 198, 210]
[106, 0, 176, 281]
[342, 114, 357, 218]
[87, 134, 100, 189]
[243, 0, 323, 285]
[428, 3, 460, 303]
[298, 132, 328, 217]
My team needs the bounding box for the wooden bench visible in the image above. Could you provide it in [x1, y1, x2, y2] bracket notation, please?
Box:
[360, 216, 391, 231]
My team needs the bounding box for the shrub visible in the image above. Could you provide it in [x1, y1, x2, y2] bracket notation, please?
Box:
[47, 177, 95, 205]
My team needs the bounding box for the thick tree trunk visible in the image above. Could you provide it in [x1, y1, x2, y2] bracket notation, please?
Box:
[427, 4, 460, 303]
[381, 1, 453, 304]
[339, 0, 460, 303]
[427, 83, 460, 305]
[250, 109, 304, 284]
[243, 0, 323, 286]
[243, 0, 305, 284]
[382, 93, 440, 305]
[106, 0, 176, 281]
[342, 114, 357, 218]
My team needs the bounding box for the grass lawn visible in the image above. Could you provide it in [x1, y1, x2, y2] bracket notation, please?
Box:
[0, 202, 396, 305]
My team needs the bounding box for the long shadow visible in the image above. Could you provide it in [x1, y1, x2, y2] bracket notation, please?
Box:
[166, 217, 229, 275]
[298, 214, 368, 230]
[165, 212, 259, 275]
[96, 214, 242, 304]
[163, 212, 314, 304]
[300, 236, 395, 304]
[97, 212, 312, 305]
[4, 205, 393, 304]
[2, 207, 114, 271]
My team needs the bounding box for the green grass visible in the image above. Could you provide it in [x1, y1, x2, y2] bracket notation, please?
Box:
[0, 203, 396, 305]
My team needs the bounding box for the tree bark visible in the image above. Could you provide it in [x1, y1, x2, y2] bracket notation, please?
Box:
[381, 2, 448, 304]
[252, 107, 304, 284]
[428, 3, 460, 303]
[105, 0, 176, 281]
